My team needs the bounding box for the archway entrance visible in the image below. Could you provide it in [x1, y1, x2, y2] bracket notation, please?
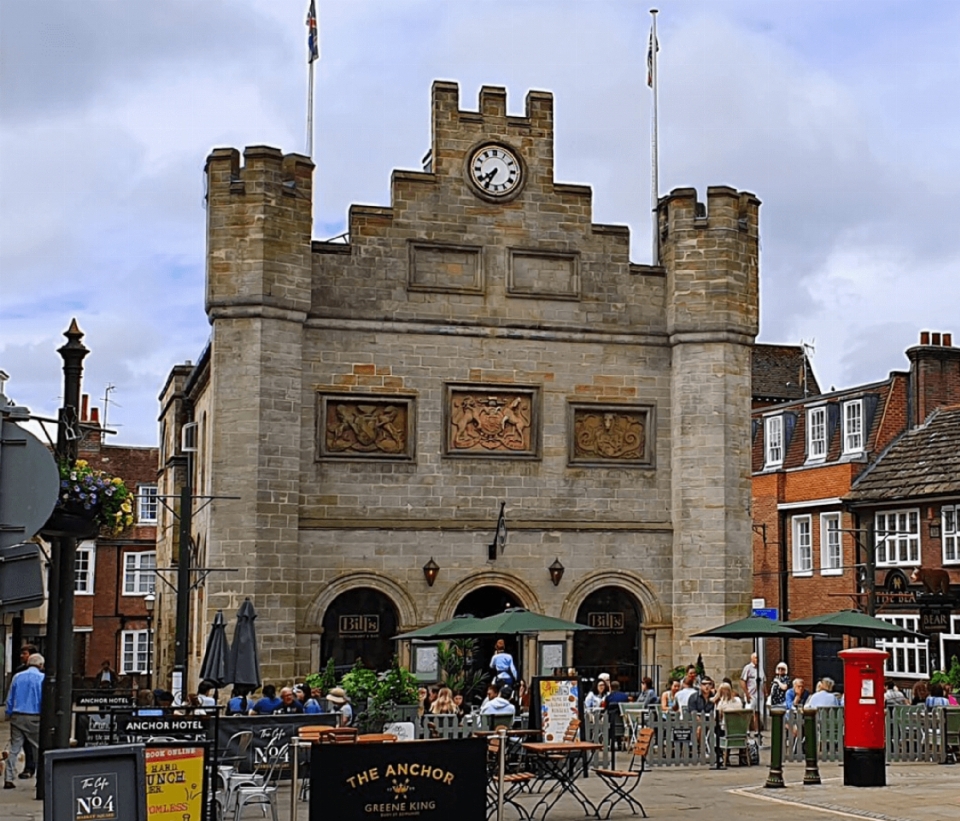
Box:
[454, 586, 522, 687]
[321, 587, 399, 672]
[574, 586, 642, 691]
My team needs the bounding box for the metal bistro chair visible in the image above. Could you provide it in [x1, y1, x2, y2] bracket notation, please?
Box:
[943, 707, 960, 765]
[217, 731, 254, 791]
[593, 727, 654, 819]
[233, 753, 284, 821]
[486, 733, 536, 820]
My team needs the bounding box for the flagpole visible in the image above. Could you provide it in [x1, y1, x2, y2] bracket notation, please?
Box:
[650, 8, 660, 266]
[307, 59, 315, 158]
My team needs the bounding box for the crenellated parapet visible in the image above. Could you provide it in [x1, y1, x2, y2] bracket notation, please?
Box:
[204, 146, 314, 321]
[660, 186, 760, 343]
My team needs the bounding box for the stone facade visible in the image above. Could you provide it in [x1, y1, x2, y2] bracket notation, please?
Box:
[156, 82, 760, 689]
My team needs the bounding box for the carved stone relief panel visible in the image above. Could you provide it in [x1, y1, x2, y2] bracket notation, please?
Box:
[568, 403, 654, 467]
[318, 394, 416, 460]
[445, 385, 540, 458]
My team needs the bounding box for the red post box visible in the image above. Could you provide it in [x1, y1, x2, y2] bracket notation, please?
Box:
[839, 647, 889, 787]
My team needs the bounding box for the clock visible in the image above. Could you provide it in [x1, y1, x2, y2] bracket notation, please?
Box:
[468, 144, 522, 198]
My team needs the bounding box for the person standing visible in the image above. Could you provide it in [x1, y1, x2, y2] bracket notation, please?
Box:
[489, 639, 518, 688]
[740, 652, 759, 732]
[10, 645, 38, 779]
[769, 663, 790, 707]
[4, 653, 44, 787]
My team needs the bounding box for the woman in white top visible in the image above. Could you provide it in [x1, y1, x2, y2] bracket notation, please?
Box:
[584, 678, 609, 710]
[713, 682, 743, 725]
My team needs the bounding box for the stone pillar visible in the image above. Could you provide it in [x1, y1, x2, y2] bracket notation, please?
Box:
[662, 186, 760, 679]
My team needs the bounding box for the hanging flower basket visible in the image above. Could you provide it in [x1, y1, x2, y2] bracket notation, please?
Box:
[42, 459, 135, 537]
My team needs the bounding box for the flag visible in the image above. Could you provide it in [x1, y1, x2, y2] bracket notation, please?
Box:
[306, 0, 319, 63]
[646, 28, 658, 88]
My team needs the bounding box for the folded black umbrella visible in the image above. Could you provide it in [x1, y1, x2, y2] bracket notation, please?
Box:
[227, 598, 262, 690]
[199, 609, 230, 688]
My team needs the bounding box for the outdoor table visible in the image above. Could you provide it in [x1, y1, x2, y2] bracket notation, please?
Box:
[521, 740, 603, 819]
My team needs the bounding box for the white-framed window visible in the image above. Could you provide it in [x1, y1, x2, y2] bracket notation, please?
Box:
[792, 515, 813, 576]
[765, 416, 784, 467]
[807, 406, 827, 461]
[875, 510, 920, 566]
[943, 505, 959, 565]
[843, 399, 863, 454]
[821, 513, 843, 575]
[120, 630, 152, 675]
[75, 541, 96, 595]
[877, 615, 928, 679]
[138, 484, 159, 524]
[123, 551, 156, 595]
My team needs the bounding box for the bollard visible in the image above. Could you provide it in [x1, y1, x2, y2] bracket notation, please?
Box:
[802, 708, 821, 785]
[764, 708, 786, 788]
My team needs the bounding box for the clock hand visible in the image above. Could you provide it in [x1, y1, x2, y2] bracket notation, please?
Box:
[481, 168, 498, 188]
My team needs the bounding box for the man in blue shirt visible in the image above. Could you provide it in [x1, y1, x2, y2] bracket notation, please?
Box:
[4, 653, 44, 787]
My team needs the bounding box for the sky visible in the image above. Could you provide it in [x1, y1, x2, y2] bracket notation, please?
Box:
[2, 0, 959, 445]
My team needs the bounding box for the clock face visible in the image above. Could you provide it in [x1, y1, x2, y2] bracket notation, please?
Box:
[470, 145, 522, 197]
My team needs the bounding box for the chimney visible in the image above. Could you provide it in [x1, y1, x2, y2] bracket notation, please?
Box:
[81, 393, 89, 422]
[907, 330, 960, 427]
[91, 407, 100, 424]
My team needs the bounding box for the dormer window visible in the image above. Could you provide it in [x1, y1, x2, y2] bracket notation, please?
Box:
[807, 406, 827, 461]
[765, 415, 783, 467]
[842, 399, 863, 455]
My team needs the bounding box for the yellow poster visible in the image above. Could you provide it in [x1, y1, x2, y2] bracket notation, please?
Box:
[144, 745, 205, 820]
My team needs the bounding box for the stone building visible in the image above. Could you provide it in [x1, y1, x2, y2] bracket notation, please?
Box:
[156, 82, 760, 690]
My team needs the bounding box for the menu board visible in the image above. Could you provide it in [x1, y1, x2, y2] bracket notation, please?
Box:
[532, 677, 582, 742]
[144, 745, 207, 821]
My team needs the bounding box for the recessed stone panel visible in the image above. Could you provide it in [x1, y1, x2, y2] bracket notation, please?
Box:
[318, 394, 416, 460]
[568, 402, 654, 466]
[509, 249, 580, 299]
[445, 385, 540, 458]
[408, 242, 483, 293]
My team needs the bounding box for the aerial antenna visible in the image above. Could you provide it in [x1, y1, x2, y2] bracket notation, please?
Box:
[800, 339, 816, 397]
[101, 383, 118, 440]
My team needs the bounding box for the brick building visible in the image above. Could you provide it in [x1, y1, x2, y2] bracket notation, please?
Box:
[752, 332, 960, 688]
[66, 396, 159, 688]
[156, 82, 762, 691]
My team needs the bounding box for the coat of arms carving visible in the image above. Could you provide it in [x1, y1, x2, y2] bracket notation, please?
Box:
[318, 395, 414, 459]
[570, 405, 651, 465]
[447, 388, 537, 456]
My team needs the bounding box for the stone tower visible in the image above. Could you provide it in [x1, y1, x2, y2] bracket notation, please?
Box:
[661, 188, 760, 673]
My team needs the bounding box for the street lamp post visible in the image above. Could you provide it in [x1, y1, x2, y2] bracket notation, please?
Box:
[145, 593, 155, 692]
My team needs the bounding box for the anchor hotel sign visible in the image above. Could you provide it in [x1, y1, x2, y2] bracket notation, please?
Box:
[310, 739, 486, 821]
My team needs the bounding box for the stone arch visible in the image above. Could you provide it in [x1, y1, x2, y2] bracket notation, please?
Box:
[303, 571, 419, 632]
[436, 571, 543, 622]
[560, 570, 666, 626]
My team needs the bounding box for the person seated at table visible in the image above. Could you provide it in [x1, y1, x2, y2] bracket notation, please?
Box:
[785, 678, 810, 710]
[480, 685, 516, 717]
[226, 686, 250, 716]
[675, 667, 698, 712]
[605, 680, 628, 711]
[249, 684, 282, 715]
[925, 682, 950, 709]
[136, 688, 163, 717]
[430, 686, 457, 715]
[453, 692, 466, 720]
[480, 682, 499, 711]
[637, 677, 658, 709]
[806, 678, 839, 709]
[274, 687, 304, 714]
[584, 677, 608, 709]
[326, 687, 354, 726]
[713, 681, 742, 716]
[298, 684, 324, 714]
[490, 639, 519, 688]
[661, 679, 681, 715]
[685, 677, 715, 716]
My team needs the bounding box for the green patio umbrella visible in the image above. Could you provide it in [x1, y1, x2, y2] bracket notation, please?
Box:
[691, 615, 807, 639]
[787, 610, 926, 640]
[468, 607, 592, 635]
[393, 614, 488, 640]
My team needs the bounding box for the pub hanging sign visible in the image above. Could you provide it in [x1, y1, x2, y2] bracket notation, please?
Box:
[919, 604, 952, 636]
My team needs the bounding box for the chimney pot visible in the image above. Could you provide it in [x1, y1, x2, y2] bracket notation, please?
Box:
[91, 407, 100, 424]
[944, 333, 953, 347]
[81, 394, 89, 421]
[932, 332, 942, 346]
[920, 331, 930, 345]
